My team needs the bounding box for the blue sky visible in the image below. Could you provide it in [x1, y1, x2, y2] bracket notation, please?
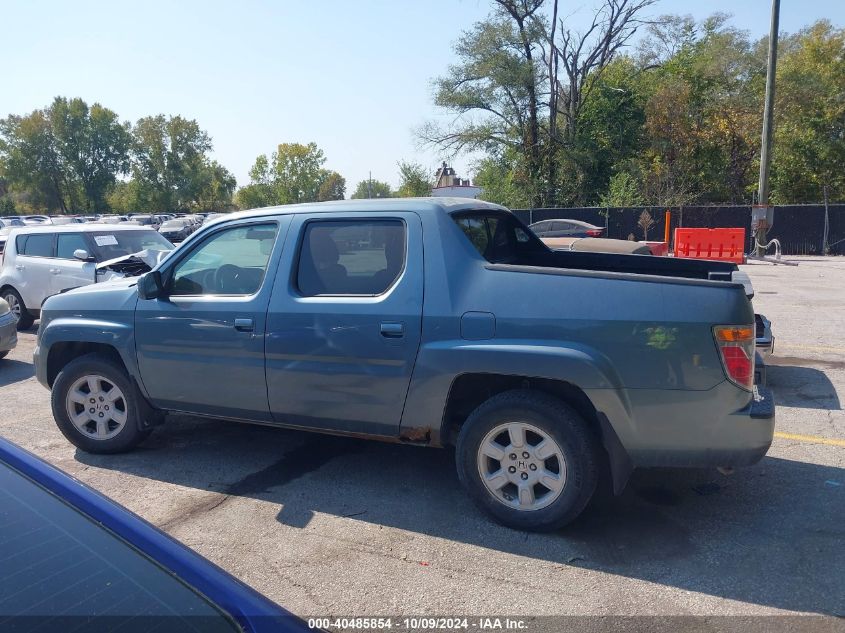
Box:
[2, 0, 842, 193]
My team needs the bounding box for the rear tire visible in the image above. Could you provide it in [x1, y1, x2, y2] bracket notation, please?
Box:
[2, 288, 34, 330]
[456, 390, 599, 531]
[51, 353, 150, 453]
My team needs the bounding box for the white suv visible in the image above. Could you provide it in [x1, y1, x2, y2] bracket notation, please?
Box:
[0, 225, 174, 329]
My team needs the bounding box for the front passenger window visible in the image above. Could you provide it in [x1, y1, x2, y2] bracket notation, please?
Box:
[57, 234, 88, 259]
[169, 223, 278, 296]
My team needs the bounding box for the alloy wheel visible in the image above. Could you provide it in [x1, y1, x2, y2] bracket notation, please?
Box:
[477, 421, 567, 511]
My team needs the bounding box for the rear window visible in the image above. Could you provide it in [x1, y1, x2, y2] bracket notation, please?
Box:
[16, 233, 54, 257]
[0, 460, 240, 630]
[453, 212, 546, 264]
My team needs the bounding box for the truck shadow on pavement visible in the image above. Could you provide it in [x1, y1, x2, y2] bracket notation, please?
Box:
[766, 357, 841, 410]
[75, 416, 844, 616]
[0, 359, 35, 388]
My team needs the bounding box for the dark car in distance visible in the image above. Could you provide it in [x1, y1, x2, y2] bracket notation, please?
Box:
[159, 218, 195, 243]
[529, 219, 605, 238]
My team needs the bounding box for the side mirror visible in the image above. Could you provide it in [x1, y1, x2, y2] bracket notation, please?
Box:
[137, 271, 164, 300]
[73, 249, 95, 262]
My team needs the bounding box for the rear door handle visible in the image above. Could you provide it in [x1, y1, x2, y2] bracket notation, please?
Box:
[234, 318, 254, 332]
[380, 322, 404, 338]
[50, 269, 61, 274]
[15, 264, 24, 271]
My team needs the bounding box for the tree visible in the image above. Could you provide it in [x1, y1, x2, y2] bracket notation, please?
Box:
[235, 154, 275, 209]
[194, 161, 237, 211]
[1, 97, 132, 213]
[424, 0, 657, 207]
[599, 171, 643, 207]
[268, 142, 326, 204]
[239, 142, 332, 206]
[421, 1, 547, 207]
[770, 21, 845, 203]
[396, 161, 432, 197]
[473, 152, 534, 208]
[48, 97, 131, 213]
[0, 110, 74, 212]
[317, 170, 346, 201]
[351, 179, 392, 199]
[550, 0, 657, 203]
[130, 114, 213, 212]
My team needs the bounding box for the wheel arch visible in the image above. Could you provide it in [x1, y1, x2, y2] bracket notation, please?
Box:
[46, 342, 125, 388]
[441, 373, 634, 494]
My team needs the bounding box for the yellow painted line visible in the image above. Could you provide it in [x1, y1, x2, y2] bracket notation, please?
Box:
[776, 343, 845, 354]
[774, 431, 845, 448]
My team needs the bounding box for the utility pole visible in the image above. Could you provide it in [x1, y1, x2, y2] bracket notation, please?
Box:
[755, 0, 780, 256]
[368, 171, 372, 199]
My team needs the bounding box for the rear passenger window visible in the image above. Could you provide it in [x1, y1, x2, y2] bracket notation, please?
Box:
[297, 220, 406, 296]
[17, 234, 54, 257]
[57, 233, 88, 259]
[455, 217, 489, 253]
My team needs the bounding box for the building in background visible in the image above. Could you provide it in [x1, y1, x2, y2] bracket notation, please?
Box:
[431, 162, 482, 198]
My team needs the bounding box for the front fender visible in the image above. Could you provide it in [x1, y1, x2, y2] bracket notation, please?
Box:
[35, 318, 142, 392]
[400, 339, 635, 446]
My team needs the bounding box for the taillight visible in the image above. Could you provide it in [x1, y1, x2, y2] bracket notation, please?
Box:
[586, 229, 602, 237]
[713, 325, 755, 390]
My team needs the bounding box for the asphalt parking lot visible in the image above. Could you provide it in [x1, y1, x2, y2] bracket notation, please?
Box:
[1, 256, 843, 622]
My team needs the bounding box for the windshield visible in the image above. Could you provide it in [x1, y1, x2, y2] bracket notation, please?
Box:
[161, 220, 187, 229]
[89, 230, 174, 261]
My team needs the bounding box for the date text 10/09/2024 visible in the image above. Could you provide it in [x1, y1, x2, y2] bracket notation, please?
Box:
[307, 618, 529, 630]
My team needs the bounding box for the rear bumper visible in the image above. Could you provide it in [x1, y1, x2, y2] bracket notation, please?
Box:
[0, 313, 17, 352]
[607, 383, 775, 470]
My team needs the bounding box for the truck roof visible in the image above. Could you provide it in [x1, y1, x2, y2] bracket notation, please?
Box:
[220, 197, 507, 223]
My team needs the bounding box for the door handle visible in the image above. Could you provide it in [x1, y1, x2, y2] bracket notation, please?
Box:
[50, 269, 61, 274]
[15, 264, 24, 271]
[234, 318, 254, 332]
[380, 322, 404, 338]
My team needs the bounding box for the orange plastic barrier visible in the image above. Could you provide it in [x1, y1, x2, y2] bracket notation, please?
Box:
[673, 228, 745, 264]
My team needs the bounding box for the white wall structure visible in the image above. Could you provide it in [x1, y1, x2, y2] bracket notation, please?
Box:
[431, 162, 483, 199]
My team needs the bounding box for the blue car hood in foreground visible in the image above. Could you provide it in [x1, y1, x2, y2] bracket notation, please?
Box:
[0, 437, 312, 633]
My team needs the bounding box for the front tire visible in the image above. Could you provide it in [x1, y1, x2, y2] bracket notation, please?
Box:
[456, 390, 599, 531]
[51, 354, 150, 453]
[2, 288, 34, 330]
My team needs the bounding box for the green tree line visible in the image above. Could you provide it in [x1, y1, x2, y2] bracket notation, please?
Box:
[0, 97, 238, 215]
[0, 98, 438, 215]
[424, 0, 845, 208]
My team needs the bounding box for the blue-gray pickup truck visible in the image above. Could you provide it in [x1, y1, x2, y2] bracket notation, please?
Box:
[34, 199, 775, 530]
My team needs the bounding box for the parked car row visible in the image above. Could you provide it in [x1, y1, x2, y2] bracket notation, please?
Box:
[0, 224, 175, 330]
[0, 212, 226, 254]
